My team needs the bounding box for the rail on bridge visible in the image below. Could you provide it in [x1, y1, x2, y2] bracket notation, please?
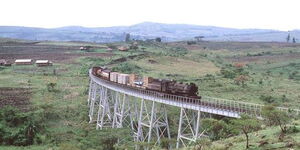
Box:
[87, 70, 300, 148]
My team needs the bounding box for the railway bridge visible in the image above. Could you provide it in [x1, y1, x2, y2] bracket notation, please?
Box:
[87, 70, 300, 148]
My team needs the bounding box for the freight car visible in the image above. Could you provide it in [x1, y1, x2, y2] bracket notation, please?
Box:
[92, 66, 111, 80]
[91, 66, 200, 98]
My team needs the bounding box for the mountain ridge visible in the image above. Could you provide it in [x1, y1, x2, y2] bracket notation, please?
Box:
[0, 22, 299, 43]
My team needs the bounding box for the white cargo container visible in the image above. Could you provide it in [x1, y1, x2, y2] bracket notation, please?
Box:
[117, 74, 130, 85]
[110, 72, 119, 82]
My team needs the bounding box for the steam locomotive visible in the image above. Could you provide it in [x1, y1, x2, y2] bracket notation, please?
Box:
[92, 66, 200, 98]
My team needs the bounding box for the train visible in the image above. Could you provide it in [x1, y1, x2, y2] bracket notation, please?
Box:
[92, 66, 200, 98]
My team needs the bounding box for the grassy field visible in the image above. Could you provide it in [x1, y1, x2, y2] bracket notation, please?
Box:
[0, 39, 300, 149]
[129, 55, 219, 78]
[198, 120, 300, 150]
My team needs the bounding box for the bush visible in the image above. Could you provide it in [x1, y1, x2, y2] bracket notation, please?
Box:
[260, 95, 276, 103]
[262, 105, 291, 133]
[46, 82, 57, 92]
[187, 41, 196, 45]
[220, 68, 236, 79]
[286, 125, 300, 134]
[167, 47, 188, 56]
[112, 62, 142, 74]
[0, 107, 45, 146]
[201, 118, 231, 140]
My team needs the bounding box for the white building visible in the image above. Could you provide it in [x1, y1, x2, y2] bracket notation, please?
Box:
[35, 60, 53, 67]
[15, 59, 33, 65]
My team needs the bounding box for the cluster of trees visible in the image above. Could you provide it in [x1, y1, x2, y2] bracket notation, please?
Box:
[200, 115, 260, 149]
[0, 107, 45, 146]
[112, 62, 142, 74]
[220, 63, 250, 87]
[125, 33, 162, 43]
[286, 33, 297, 43]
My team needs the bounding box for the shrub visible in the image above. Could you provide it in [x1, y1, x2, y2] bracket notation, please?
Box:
[112, 62, 142, 74]
[201, 118, 231, 140]
[167, 47, 188, 56]
[262, 105, 291, 133]
[220, 68, 236, 79]
[286, 125, 300, 134]
[260, 95, 276, 103]
[0, 107, 45, 146]
[59, 143, 80, 150]
[193, 138, 212, 150]
[234, 75, 248, 87]
[187, 41, 196, 45]
[46, 82, 57, 92]
[259, 79, 263, 85]
[231, 115, 261, 149]
[106, 44, 117, 49]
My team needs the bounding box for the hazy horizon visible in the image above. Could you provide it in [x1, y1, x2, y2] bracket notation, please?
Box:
[1, 21, 298, 32]
[1, 0, 300, 31]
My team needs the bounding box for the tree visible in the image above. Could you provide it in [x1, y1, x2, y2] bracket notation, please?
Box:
[202, 118, 230, 140]
[47, 82, 57, 92]
[155, 37, 161, 42]
[187, 41, 196, 45]
[231, 115, 261, 149]
[234, 63, 245, 69]
[193, 138, 212, 150]
[130, 42, 138, 50]
[234, 75, 248, 87]
[194, 36, 204, 42]
[125, 33, 131, 42]
[286, 33, 290, 43]
[292, 37, 296, 43]
[0, 107, 45, 146]
[262, 105, 291, 134]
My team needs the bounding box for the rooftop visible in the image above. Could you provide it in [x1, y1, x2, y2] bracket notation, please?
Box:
[36, 60, 50, 64]
[15, 59, 32, 63]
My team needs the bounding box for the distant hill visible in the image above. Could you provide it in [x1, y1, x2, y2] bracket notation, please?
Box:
[0, 22, 299, 43]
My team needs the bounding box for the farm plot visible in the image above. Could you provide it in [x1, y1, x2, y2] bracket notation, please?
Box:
[0, 87, 31, 111]
[0, 42, 113, 63]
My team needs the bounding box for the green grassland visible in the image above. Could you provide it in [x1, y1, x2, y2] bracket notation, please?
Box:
[185, 119, 300, 150]
[0, 40, 300, 149]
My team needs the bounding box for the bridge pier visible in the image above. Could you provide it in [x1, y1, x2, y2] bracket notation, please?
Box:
[88, 82, 100, 123]
[176, 108, 203, 148]
[112, 92, 132, 128]
[136, 99, 171, 145]
[96, 87, 114, 129]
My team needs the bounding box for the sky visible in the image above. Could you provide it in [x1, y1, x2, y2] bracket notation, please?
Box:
[1, 0, 299, 31]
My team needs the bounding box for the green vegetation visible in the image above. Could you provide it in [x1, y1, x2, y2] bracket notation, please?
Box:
[231, 115, 261, 149]
[0, 107, 45, 146]
[112, 62, 143, 74]
[1, 40, 300, 149]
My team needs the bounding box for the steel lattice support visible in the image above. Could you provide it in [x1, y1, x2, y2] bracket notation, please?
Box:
[137, 99, 171, 145]
[88, 83, 101, 123]
[112, 93, 132, 128]
[87, 80, 94, 105]
[96, 87, 114, 129]
[176, 108, 203, 148]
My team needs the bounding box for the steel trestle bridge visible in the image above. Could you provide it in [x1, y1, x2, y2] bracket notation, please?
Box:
[87, 70, 300, 148]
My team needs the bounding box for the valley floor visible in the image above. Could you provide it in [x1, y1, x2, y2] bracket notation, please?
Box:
[0, 39, 300, 149]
